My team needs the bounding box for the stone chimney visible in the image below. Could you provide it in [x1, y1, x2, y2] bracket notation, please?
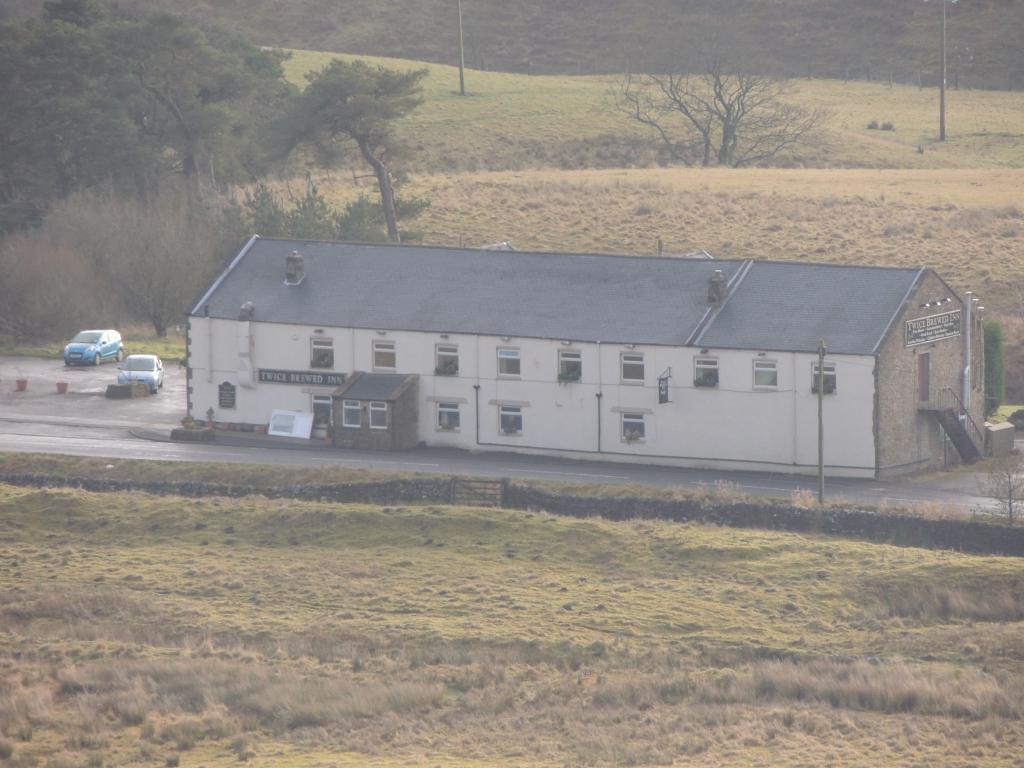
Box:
[707, 269, 727, 306]
[285, 250, 305, 285]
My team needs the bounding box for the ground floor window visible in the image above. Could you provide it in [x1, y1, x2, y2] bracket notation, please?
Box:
[342, 399, 361, 428]
[811, 363, 837, 394]
[218, 381, 236, 409]
[437, 401, 460, 430]
[369, 401, 388, 429]
[622, 412, 646, 442]
[312, 395, 332, 428]
[499, 405, 523, 435]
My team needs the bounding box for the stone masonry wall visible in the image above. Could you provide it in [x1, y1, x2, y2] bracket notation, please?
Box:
[875, 271, 981, 477]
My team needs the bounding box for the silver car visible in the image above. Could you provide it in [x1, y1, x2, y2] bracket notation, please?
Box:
[117, 354, 164, 394]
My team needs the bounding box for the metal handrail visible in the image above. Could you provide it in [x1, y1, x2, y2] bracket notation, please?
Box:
[938, 386, 985, 450]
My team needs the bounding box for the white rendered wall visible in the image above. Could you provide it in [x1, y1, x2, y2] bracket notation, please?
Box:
[188, 317, 877, 476]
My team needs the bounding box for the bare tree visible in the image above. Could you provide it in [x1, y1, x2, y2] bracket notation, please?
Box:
[616, 58, 827, 167]
[43, 189, 224, 336]
[978, 453, 1024, 525]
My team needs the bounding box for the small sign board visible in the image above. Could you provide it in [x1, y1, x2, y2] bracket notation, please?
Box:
[658, 376, 670, 404]
[905, 310, 961, 347]
[258, 369, 346, 386]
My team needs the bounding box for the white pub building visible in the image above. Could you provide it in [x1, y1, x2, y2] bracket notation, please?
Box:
[186, 237, 985, 478]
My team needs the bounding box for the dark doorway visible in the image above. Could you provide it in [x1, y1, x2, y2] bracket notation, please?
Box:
[917, 352, 930, 402]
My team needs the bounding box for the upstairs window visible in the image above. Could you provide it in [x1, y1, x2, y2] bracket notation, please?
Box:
[373, 340, 396, 371]
[499, 405, 523, 435]
[435, 344, 459, 375]
[811, 363, 837, 395]
[621, 353, 644, 383]
[369, 401, 388, 429]
[558, 349, 582, 381]
[694, 358, 719, 388]
[753, 359, 778, 390]
[310, 337, 334, 369]
[497, 347, 520, 377]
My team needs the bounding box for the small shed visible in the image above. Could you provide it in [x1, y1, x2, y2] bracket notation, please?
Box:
[331, 372, 419, 450]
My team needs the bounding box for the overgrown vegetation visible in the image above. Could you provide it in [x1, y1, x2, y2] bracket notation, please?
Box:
[0, 482, 1022, 766]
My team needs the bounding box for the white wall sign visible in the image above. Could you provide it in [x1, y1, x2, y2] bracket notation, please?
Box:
[905, 310, 961, 347]
[268, 410, 315, 438]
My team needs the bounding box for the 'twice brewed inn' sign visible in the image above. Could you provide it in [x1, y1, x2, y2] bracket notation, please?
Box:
[258, 369, 346, 386]
[905, 309, 961, 347]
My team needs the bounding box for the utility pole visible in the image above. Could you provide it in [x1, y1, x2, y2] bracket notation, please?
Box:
[817, 339, 826, 505]
[940, 0, 946, 140]
[457, 0, 466, 96]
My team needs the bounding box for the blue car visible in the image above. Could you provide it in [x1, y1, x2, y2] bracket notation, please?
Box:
[117, 354, 164, 394]
[63, 329, 124, 366]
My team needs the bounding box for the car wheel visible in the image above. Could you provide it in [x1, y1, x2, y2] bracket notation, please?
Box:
[93, 353, 101, 366]
[116, 348, 124, 362]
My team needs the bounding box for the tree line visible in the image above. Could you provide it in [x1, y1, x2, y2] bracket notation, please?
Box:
[0, 0, 427, 340]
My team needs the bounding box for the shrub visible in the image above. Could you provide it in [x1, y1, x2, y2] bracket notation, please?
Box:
[1009, 409, 1024, 429]
[0, 739, 14, 760]
[866, 120, 879, 130]
[881, 121, 895, 131]
[984, 320, 1005, 416]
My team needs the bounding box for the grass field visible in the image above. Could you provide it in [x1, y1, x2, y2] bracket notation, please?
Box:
[0, 328, 186, 363]
[1, 482, 1023, 766]
[302, 166, 1024, 313]
[281, 49, 1024, 172]
[272, 50, 1024, 315]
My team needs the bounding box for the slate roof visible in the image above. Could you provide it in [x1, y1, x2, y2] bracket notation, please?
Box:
[338, 373, 416, 401]
[192, 237, 925, 355]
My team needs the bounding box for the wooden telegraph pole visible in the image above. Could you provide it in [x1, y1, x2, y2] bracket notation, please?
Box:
[457, 0, 466, 96]
[940, 0, 947, 140]
[817, 339, 826, 504]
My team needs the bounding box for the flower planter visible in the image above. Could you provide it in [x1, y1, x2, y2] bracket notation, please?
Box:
[56, 381, 69, 394]
[15, 379, 28, 391]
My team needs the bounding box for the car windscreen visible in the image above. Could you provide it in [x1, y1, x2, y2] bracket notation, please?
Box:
[125, 358, 155, 371]
[72, 332, 102, 343]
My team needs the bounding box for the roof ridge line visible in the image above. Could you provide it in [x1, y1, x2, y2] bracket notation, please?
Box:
[190, 234, 260, 316]
[688, 259, 755, 346]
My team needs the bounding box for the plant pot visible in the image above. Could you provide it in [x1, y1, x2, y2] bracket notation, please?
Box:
[56, 381, 69, 394]
[15, 379, 28, 391]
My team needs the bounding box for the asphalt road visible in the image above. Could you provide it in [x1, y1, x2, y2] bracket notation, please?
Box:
[0, 356, 1004, 511]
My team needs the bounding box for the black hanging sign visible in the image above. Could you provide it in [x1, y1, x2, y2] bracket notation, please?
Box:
[658, 375, 670, 404]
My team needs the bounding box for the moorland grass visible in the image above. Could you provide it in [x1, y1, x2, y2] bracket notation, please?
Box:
[1, 483, 1022, 766]
[280, 49, 1024, 172]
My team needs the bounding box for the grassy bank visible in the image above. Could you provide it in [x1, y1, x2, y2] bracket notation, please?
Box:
[1, 483, 1022, 766]
[0, 330, 186, 363]
[305, 166, 1024, 312]
[281, 49, 1024, 172]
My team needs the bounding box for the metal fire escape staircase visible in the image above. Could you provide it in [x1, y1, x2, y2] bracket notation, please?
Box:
[919, 387, 983, 464]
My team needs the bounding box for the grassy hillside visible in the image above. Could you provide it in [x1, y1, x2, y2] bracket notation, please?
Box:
[9, 0, 1024, 87]
[1, 482, 1023, 766]
[300, 167, 1023, 313]
[280, 49, 1024, 172]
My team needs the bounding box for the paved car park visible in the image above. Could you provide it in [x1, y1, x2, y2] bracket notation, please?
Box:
[0, 356, 186, 426]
